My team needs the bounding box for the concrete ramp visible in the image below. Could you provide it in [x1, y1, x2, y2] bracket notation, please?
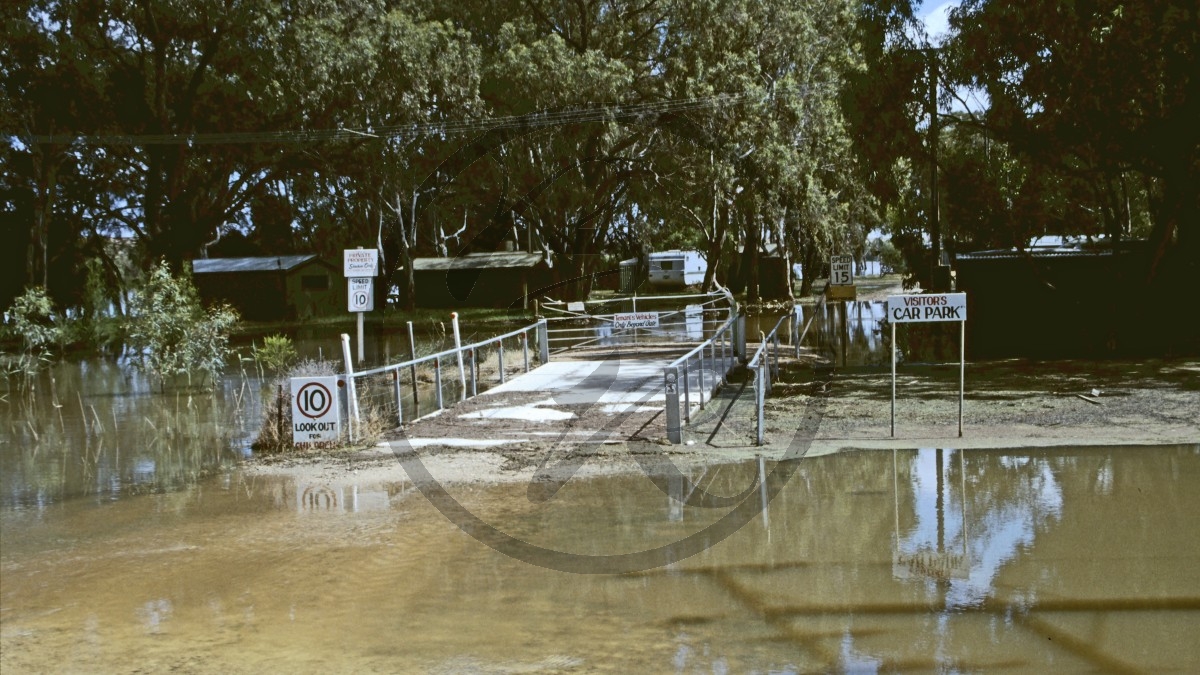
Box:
[395, 358, 718, 449]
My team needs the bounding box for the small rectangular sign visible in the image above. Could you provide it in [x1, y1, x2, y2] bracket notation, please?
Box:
[291, 376, 341, 444]
[567, 301, 586, 313]
[343, 249, 379, 277]
[613, 311, 659, 329]
[887, 293, 967, 323]
[348, 277, 374, 312]
[831, 254, 854, 286]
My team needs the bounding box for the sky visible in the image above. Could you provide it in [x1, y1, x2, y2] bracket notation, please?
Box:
[919, 0, 959, 45]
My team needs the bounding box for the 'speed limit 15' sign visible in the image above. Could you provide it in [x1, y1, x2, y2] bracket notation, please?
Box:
[291, 376, 341, 444]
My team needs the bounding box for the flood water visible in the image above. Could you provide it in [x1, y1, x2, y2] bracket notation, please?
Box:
[3, 445, 1198, 672]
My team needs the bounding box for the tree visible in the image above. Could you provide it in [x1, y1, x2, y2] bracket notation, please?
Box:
[946, 0, 1200, 280]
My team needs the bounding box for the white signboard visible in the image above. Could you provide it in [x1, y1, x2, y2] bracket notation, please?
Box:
[348, 277, 374, 312]
[831, 254, 854, 286]
[291, 376, 341, 443]
[613, 311, 659, 329]
[887, 293, 967, 323]
[343, 249, 379, 277]
[567, 301, 586, 313]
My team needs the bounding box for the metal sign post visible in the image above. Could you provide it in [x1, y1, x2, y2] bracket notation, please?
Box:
[887, 292, 967, 437]
[344, 248, 379, 364]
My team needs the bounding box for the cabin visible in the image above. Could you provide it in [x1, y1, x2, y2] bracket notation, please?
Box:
[410, 251, 553, 308]
[191, 255, 344, 321]
[647, 250, 706, 290]
[954, 240, 1148, 356]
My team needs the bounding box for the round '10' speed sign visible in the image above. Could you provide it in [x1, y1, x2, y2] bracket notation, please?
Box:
[290, 376, 341, 443]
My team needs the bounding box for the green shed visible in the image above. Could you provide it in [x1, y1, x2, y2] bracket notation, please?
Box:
[192, 255, 345, 321]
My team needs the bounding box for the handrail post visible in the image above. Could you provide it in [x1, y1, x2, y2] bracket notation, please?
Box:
[469, 348, 477, 397]
[434, 356, 443, 410]
[665, 366, 682, 444]
[756, 362, 766, 446]
[537, 319, 549, 364]
[522, 331, 530, 373]
[682, 360, 691, 423]
[393, 369, 403, 425]
[498, 340, 506, 383]
[698, 352, 706, 410]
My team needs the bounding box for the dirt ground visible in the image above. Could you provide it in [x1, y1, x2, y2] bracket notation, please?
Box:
[245, 355, 1200, 487]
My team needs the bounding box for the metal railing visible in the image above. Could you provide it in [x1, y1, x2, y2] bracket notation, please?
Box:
[542, 291, 731, 353]
[340, 320, 549, 440]
[663, 313, 739, 444]
[747, 311, 794, 446]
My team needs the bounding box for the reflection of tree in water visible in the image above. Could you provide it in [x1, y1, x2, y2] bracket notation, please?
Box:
[1, 359, 256, 508]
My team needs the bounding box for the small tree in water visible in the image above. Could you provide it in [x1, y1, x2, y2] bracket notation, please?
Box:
[127, 261, 238, 389]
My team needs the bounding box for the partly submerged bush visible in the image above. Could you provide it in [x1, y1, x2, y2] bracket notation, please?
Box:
[5, 286, 64, 356]
[127, 260, 238, 388]
[254, 334, 298, 377]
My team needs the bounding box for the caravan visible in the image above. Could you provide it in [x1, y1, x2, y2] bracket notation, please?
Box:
[648, 250, 706, 289]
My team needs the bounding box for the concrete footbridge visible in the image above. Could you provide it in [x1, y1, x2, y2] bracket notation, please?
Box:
[340, 292, 821, 451]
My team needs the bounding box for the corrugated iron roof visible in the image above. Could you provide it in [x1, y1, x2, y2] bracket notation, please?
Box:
[192, 255, 319, 274]
[413, 252, 548, 271]
[957, 241, 1144, 261]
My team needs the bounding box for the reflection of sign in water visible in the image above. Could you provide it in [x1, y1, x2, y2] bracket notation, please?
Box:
[892, 448, 971, 581]
[300, 484, 340, 511]
[347, 276, 374, 312]
[831, 254, 854, 286]
[291, 376, 341, 443]
[614, 311, 659, 329]
[892, 549, 969, 580]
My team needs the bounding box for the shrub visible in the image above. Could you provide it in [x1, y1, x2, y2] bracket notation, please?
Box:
[255, 334, 298, 377]
[127, 260, 239, 388]
[5, 286, 63, 356]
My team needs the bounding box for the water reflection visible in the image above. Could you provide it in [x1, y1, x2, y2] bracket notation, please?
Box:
[1, 445, 1197, 672]
[0, 358, 263, 508]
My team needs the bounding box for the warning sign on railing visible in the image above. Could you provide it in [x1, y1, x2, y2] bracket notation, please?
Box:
[613, 312, 659, 329]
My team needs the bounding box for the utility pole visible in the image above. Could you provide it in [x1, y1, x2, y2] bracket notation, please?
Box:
[925, 47, 950, 291]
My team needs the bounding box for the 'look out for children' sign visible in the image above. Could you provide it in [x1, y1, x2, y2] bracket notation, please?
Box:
[887, 293, 966, 323]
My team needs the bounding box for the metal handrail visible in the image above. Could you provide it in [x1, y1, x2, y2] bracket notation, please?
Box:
[340, 319, 549, 437]
[352, 321, 541, 378]
[663, 313, 739, 444]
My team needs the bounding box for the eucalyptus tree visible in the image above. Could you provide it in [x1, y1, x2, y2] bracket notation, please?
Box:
[945, 0, 1199, 280]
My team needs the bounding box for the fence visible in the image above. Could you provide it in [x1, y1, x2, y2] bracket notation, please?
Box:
[340, 319, 548, 441]
[541, 291, 732, 354]
[663, 313, 739, 444]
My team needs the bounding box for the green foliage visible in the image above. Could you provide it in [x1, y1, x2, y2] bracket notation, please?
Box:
[255, 334, 298, 377]
[80, 258, 125, 351]
[5, 286, 63, 355]
[127, 261, 239, 388]
[871, 238, 907, 274]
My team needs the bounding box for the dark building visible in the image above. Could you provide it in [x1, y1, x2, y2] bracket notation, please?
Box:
[954, 241, 1149, 357]
[192, 255, 344, 321]
[411, 252, 553, 309]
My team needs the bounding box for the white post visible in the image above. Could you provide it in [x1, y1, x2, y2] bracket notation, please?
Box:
[340, 333, 360, 442]
[959, 320, 965, 437]
[356, 311, 364, 363]
[451, 312, 466, 401]
[890, 322, 896, 438]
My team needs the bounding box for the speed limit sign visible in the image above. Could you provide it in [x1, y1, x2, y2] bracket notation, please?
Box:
[348, 276, 374, 312]
[291, 376, 341, 443]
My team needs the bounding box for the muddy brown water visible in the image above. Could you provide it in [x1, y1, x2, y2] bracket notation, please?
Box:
[3, 445, 1198, 672]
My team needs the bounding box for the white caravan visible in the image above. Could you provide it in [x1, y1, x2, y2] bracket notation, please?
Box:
[647, 250, 706, 289]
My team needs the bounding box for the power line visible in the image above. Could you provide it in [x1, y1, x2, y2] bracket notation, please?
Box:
[14, 89, 796, 147]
